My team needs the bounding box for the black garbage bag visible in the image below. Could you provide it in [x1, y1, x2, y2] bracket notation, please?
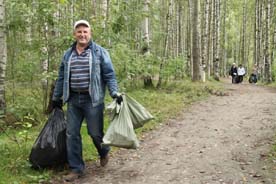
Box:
[29, 108, 67, 169]
[249, 74, 257, 83]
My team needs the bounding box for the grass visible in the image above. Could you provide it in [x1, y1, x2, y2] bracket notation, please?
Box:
[0, 80, 223, 184]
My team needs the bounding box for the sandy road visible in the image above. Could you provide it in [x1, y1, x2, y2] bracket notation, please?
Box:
[69, 82, 276, 184]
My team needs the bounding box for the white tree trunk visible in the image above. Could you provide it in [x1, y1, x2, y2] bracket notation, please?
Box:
[142, 0, 150, 55]
[202, 0, 209, 82]
[0, 0, 6, 116]
[264, 0, 272, 82]
[101, 0, 108, 30]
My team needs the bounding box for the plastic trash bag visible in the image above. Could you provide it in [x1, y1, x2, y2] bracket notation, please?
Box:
[107, 94, 154, 129]
[103, 95, 139, 149]
[125, 95, 154, 129]
[103, 94, 153, 149]
[29, 108, 67, 169]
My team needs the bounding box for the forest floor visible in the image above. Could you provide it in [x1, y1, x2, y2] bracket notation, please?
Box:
[62, 79, 276, 184]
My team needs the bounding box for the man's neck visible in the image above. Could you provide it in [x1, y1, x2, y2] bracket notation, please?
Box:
[76, 44, 88, 55]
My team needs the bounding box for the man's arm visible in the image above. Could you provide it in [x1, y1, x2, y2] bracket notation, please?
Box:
[100, 48, 119, 97]
[52, 57, 65, 101]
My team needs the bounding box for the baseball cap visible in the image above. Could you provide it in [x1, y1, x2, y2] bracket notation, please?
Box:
[74, 20, 90, 29]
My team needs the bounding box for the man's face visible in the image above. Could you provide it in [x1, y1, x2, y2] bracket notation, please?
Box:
[74, 25, 91, 46]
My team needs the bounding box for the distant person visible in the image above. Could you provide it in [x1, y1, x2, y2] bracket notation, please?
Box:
[249, 64, 258, 84]
[229, 63, 238, 83]
[237, 64, 246, 83]
[51, 20, 122, 182]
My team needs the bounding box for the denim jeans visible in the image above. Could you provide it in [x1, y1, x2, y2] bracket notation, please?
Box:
[66, 92, 110, 173]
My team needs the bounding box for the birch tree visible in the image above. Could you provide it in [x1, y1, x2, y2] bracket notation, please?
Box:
[270, 0, 275, 78]
[142, 0, 153, 87]
[142, 0, 150, 55]
[101, 0, 109, 30]
[177, 0, 183, 57]
[0, 0, 6, 116]
[255, 0, 262, 71]
[254, 0, 258, 66]
[157, 0, 173, 88]
[213, 0, 220, 80]
[263, 0, 272, 82]
[201, 0, 210, 82]
[240, 0, 247, 65]
[187, 0, 193, 77]
[207, 0, 213, 78]
[192, 0, 200, 81]
[220, 0, 227, 76]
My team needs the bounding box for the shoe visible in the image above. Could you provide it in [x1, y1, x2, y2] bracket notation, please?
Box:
[100, 154, 109, 167]
[63, 171, 83, 182]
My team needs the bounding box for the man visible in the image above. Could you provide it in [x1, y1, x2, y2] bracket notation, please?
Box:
[249, 64, 258, 84]
[51, 20, 122, 182]
[237, 64, 246, 83]
[229, 63, 238, 84]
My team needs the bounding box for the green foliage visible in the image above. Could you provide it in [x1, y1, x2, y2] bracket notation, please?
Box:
[81, 123, 99, 161]
[162, 57, 188, 80]
[110, 44, 157, 88]
[112, 15, 126, 34]
[0, 121, 52, 183]
[225, 0, 255, 66]
[110, 43, 188, 89]
[271, 62, 276, 82]
[5, 83, 44, 124]
[6, 0, 31, 31]
[0, 139, 50, 184]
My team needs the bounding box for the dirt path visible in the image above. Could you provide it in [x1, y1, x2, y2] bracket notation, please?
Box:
[74, 81, 276, 184]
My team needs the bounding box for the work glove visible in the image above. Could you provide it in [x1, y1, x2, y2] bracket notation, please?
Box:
[46, 99, 63, 114]
[113, 93, 123, 105]
[52, 99, 63, 109]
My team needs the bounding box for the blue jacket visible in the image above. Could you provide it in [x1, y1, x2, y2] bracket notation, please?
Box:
[52, 41, 118, 107]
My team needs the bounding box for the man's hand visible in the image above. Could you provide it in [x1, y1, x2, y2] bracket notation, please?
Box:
[46, 99, 63, 114]
[52, 99, 63, 109]
[113, 93, 123, 105]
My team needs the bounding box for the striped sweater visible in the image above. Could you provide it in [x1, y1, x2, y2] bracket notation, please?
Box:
[70, 49, 90, 92]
